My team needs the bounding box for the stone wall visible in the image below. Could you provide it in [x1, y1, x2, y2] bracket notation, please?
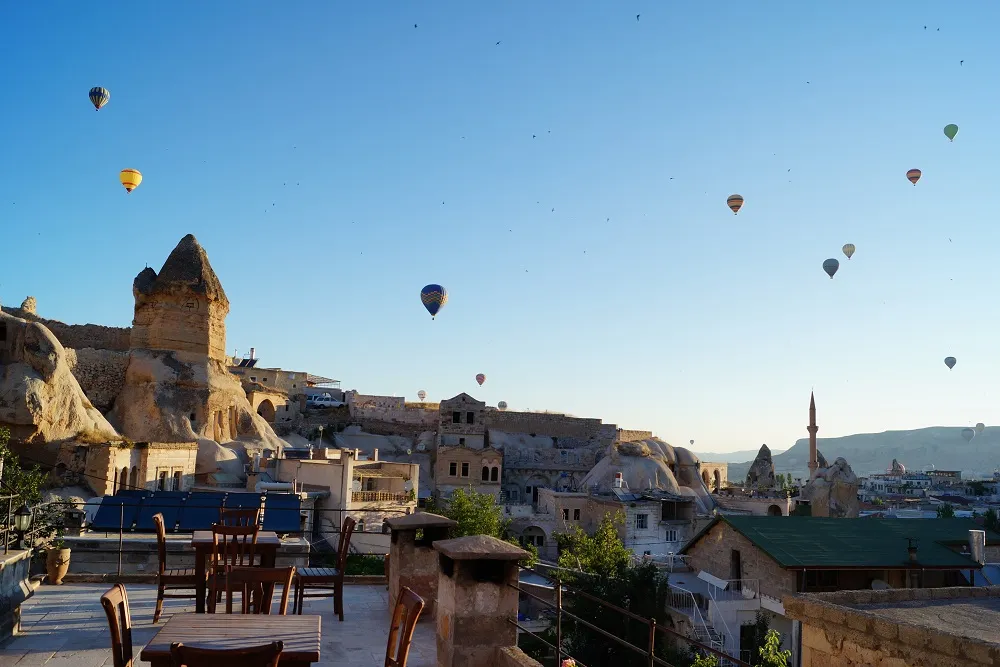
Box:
[63, 348, 129, 412]
[495, 648, 542, 667]
[485, 411, 607, 441]
[0, 551, 32, 642]
[684, 520, 798, 599]
[131, 295, 229, 361]
[0, 306, 131, 351]
[615, 429, 654, 443]
[785, 587, 1000, 667]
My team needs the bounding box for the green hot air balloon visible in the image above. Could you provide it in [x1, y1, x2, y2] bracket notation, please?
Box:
[944, 124, 959, 142]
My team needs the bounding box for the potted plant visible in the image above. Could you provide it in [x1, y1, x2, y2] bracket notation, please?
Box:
[44, 532, 70, 585]
[33, 504, 70, 585]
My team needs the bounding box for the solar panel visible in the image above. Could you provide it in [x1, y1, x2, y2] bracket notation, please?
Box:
[116, 489, 151, 498]
[134, 491, 188, 532]
[90, 495, 143, 532]
[247, 359, 259, 368]
[262, 493, 302, 533]
[177, 492, 226, 531]
[224, 493, 264, 511]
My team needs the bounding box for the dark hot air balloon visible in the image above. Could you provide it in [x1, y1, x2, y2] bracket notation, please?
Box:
[822, 258, 839, 279]
[944, 124, 959, 141]
[944, 357, 956, 369]
[961, 428, 975, 442]
[498, 401, 508, 411]
[976, 422, 985, 434]
[420, 284, 447, 319]
[89, 87, 110, 111]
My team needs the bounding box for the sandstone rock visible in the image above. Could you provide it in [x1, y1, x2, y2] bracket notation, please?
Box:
[890, 458, 905, 475]
[63, 348, 128, 413]
[0, 310, 120, 452]
[800, 456, 860, 518]
[19, 296, 36, 315]
[817, 449, 829, 469]
[745, 444, 776, 489]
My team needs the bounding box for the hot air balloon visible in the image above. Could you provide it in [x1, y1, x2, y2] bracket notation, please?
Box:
[89, 87, 110, 111]
[476, 374, 486, 386]
[976, 422, 985, 434]
[689, 439, 694, 446]
[420, 284, 448, 319]
[944, 357, 956, 370]
[843, 244, 856, 260]
[726, 194, 744, 214]
[498, 401, 508, 411]
[906, 169, 922, 185]
[119, 169, 142, 193]
[961, 427, 975, 442]
[822, 258, 839, 279]
[417, 390, 427, 401]
[944, 124, 959, 142]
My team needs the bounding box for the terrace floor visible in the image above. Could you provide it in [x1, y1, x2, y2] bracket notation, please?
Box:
[0, 582, 436, 666]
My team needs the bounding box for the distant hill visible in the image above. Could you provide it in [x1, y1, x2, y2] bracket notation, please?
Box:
[726, 427, 1000, 482]
[695, 448, 786, 464]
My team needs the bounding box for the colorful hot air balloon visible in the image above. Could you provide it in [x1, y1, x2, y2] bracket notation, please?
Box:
[89, 87, 110, 111]
[944, 356, 956, 370]
[420, 284, 447, 319]
[906, 169, 922, 185]
[476, 373, 486, 386]
[822, 258, 839, 279]
[842, 244, 856, 260]
[976, 422, 986, 434]
[498, 401, 508, 411]
[961, 427, 975, 443]
[417, 390, 427, 401]
[726, 194, 744, 214]
[119, 169, 142, 193]
[944, 124, 959, 142]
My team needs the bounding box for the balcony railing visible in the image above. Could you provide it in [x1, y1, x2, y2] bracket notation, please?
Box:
[351, 491, 410, 503]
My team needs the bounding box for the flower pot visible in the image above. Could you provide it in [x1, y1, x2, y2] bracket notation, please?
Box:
[45, 548, 71, 585]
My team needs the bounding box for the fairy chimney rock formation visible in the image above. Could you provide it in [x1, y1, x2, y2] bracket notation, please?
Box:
[19, 297, 36, 316]
[745, 444, 776, 489]
[890, 458, 905, 475]
[800, 457, 860, 518]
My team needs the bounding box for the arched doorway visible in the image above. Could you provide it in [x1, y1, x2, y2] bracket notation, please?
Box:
[767, 504, 783, 516]
[256, 399, 276, 423]
[701, 470, 711, 487]
[714, 469, 721, 493]
[118, 467, 128, 492]
[521, 526, 546, 548]
[129, 466, 138, 489]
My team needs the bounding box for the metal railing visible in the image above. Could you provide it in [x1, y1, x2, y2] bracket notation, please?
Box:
[511, 567, 751, 667]
[706, 578, 759, 602]
[667, 583, 726, 659]
[351, 491, 410, 503]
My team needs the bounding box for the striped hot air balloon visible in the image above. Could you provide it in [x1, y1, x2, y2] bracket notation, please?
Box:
[89, 87, 110, 111]
[420, 284, 447, 319]
[417, 390, 427, 401]
[476, 373, 486, 386]
[842, 244, 856, 260]
[119, 169, 142, 193]
[726, 194, 744, 214]
[498, 401, 508, 411]
[906, 169, 922, 185]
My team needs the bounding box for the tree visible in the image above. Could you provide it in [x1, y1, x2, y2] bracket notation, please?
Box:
[740, 611, 771, 664]
[984, 508, 999, 533]
[756, 629, 791, 667]
[936, 503, 956, 518]
[968, 481, 988, 497]
[690, 654, 719, 667]
[0, 427, 46, 505]
[556, 512, 632, 577]
[429, 487, 538, 564]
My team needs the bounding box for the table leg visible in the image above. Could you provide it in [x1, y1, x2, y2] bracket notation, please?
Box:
[194, 544, 207, 614]
[262, 545, 277, 567]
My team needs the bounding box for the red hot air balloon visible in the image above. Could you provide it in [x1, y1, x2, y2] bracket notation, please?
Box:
[906, 169, 922, 185]
[476, 374, 486, 386]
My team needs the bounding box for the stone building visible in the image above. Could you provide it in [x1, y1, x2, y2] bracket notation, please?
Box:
[74, 442, 199, 496]
[438, 393, 487, 448]
[434, 446, 503, 499]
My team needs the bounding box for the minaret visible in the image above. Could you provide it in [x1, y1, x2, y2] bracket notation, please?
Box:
[807, 392, 819, 479]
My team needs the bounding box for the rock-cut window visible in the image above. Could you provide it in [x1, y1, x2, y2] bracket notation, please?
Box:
[0, 323, 6, 342]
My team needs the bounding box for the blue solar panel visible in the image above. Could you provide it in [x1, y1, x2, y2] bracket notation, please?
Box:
[90, 495, 142, 531]
[134, 492, 188, 532]
[262, 493, 302, 533]
[224, 493, 263, 511]
[177, 492, 226, 531]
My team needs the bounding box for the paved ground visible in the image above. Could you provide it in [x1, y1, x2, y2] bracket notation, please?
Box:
[851, 596, 1000, 645]
[0, 582, 436, 666]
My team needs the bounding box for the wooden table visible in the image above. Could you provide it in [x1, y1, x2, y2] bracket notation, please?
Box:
[191, 530, 281, 613]
[140, 613, 321, 666]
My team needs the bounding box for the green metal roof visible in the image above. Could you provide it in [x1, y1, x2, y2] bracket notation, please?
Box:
[689, 516, 999, 570]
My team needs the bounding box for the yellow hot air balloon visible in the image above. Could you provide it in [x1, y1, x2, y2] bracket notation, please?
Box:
[119, 169, 142, 193]
[843, 243, 856, 260]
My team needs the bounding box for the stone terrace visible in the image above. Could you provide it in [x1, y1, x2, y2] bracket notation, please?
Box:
[0, 583, 435, 666]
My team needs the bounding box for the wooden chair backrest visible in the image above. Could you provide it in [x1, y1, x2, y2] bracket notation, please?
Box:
[100, 583, 134, 667]
[336, 516, 357, 573]
[219, 507, 260, 527]
[224, 566, 296, 615]
[212, 524, 259, 570]
[384, 586, 425, 667]
[169, 640, 283, 667]
[153, 513, 168, 576]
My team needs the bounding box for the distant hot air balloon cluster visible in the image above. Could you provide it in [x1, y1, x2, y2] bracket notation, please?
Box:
[86, 87, 146, 194]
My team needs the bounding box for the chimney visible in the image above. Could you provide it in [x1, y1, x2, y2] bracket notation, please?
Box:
[373, 448, 379, 461]
[249, 347, 256, 360]
[613, 472, 624, 489]
[969, 530, 986, 565]
[907, 538, 918, 563]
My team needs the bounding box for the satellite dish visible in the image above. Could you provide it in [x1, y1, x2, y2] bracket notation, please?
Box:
[406, 448, 412, 455]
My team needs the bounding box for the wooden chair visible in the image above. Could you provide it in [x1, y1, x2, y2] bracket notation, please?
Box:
[218, 507, 261, 527]
[384, 587, 426, 667]
[223, 566, 296, 615]
[169, 641, 283, 667]
[153, 513, 202, 623]
[100, 583, 134, 667]
[293, 516, 355, 620]
[208, 524, 259, 613]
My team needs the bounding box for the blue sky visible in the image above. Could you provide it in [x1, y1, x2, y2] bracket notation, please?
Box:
[2, 2, 999, 455]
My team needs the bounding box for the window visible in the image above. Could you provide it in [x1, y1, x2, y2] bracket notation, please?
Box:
[562, 509, 569, 520]
[449, 462, 457, 476]
[285, 404, 290, 411]
[0, 323, 6, 342]
[635, 513, 648, 530]
[452, 411, 461, 424]
[560, 450, 568, 463]
[466, 411, 475, 424]
[157, 471, 167, 491]
[665, 529, 678, 542]
[461, 462, 469, 477]
[573, 509, 580, 520]
[292, 384, 296, 388]
[172, 471, 182, 491]
[250, 376, 257, 382]
[459, 437, 466, 446]
[525, 485, 532, 495]
[482, 466, 490, 482]
[262, 377, 268, 382]
[644, 550, 651, 556]
[490, 467, 499, 482]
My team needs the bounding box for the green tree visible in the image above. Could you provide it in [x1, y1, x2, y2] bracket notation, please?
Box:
[984, 508, 999, 533]
[968, 481, 988, 497]
[556, 512, 632, 577]
[740, 611, 771, 665]
[690, 653, 719, 667]
[756, 629, 791, 667]
[936, 503, 956, 518]
[429, 487, 538, 564]
[0, 427, 46, 505]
